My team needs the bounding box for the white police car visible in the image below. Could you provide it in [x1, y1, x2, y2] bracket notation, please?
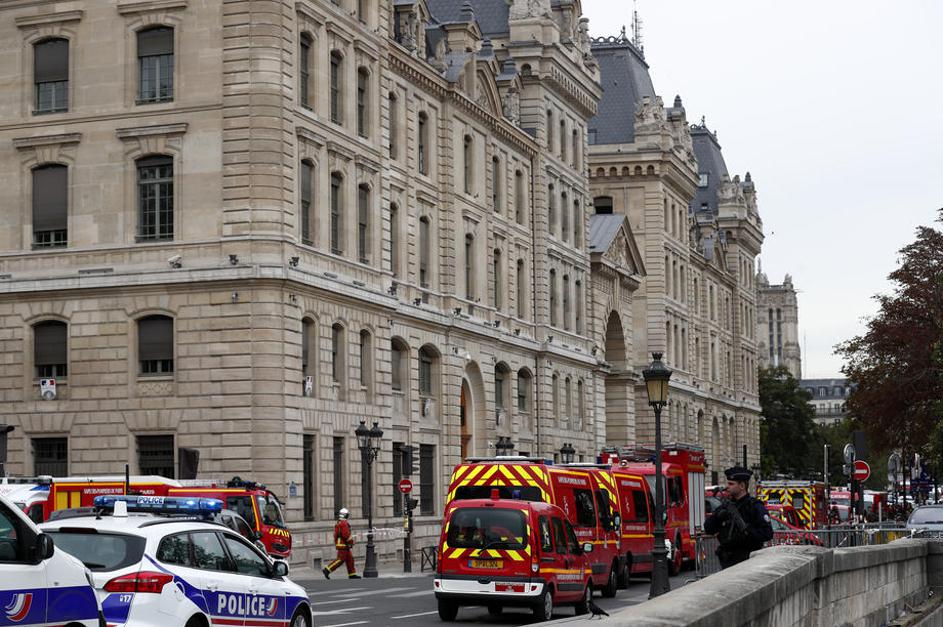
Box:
[39, 495, 313, 627]
[0, 493, 102, 627]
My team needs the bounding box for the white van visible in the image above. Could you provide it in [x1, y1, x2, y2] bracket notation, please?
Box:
[0, 493, 102, 626]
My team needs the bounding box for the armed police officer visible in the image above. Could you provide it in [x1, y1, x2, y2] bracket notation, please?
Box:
[703, 466, 773, 569]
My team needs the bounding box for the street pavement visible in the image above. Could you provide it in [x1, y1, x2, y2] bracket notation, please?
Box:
[295, 562, 689, 627]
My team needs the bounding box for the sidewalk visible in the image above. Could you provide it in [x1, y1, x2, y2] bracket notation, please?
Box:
[291, 557, 434, 582]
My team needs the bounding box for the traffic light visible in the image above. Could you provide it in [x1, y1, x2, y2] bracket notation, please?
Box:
[402, 445, 418, 477]
[406, 497, 419, 512]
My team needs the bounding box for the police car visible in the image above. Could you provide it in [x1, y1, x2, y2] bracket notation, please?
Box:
[39, 495, 313, 627]
[0, 493, 102, 627]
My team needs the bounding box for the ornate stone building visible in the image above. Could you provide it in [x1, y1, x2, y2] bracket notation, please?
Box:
[0, 0, 619, 563]
[756, 270, 802, 378]
[587, 34, 763, 482]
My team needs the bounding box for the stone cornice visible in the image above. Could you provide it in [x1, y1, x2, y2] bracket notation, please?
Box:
[294, 1, 325, 27]
[326, 140, 356, 161]
[354, 154, 381, 174]
[13, 132, 82, 149]
[116, 0, 188, 16]
[15, 9, 83, 28]
[116, 123, 188, 140]
[296, 127, 326, 148]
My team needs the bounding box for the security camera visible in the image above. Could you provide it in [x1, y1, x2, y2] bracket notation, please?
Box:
[167, 255, 182, 269]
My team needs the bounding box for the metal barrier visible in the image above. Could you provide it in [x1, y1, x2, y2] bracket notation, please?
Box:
[693, 533, 721, 579]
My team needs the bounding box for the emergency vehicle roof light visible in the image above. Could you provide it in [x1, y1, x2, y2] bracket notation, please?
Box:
[94, 495, 223, 518]
[490, 488, 500, 500]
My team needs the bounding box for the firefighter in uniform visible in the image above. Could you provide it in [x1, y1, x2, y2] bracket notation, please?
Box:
[703, 466, 774, 569]
[323, 508, 361, 579]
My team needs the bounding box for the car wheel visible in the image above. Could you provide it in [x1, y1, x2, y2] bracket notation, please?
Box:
[574, 583, 592, 615]
[289, 607, 310, 627]
[617, 555, 632, 589]
[487, 604, 503, 617]
[438, 599, 459, 621]
[185, 617, 209, 627]
[532, 587, 554, 621]
[600, 563, 618, 598]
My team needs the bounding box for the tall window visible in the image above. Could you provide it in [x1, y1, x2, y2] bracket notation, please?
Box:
[559, 118, 566, 160]
[551, 373, 559, 416]
[515, 169, 525, 224]
[419, 444, 435, 515]
[547, 184, 556, 234]
[560, 191, 569, 242]
[491, 156, 501, 213]
[575, 279, 583, 334]
[516, 259, 526, 319]
[300, 160, 314, 244]
[464, 233, 475, 300]
[389, 203, 400, 276]
[573, 197, 582, 246]
[357, 184, 370, 263]
[577, 380, 584, 426]
[463, 135, 473, 195]
[331, 323, 345, 387]
[138, 315, 173, 374]
[33, 437, 67, 476]
[357, 0, 367, 23]
[492, 249, 502, 310]
[34, 38, 69, 113]
[418, 346, 434, 398]
[330, 51, 343, 124]
[562, 274, 570, 330]
[356, 67, 369, 137]
[549, 269, 557, 327]
[137, 27, 174, 103]
[330, 173, 343, 254]
[332, 437, 345, 516]
[137, 434, 174, 477]
[417, 112, 429, 175]
[359, 330, 373, 393]
[517, 369, 531, 413]
[419, 217, 430, 288]
[388, 93, 398, 160]
[303, 434, 315, 520]
[34, 320, 67, 378]
[137, 156, 174, 241]
[301, 317, 315, 396]
[572, 128, 580, 167]
[32, 164, 68, 248]
[546, 109, 554, 151]
[494, 363, 510, 412]
[391, 339, 405, 391]
[565, 377, 572, 419]
[299, 34, 312, 108]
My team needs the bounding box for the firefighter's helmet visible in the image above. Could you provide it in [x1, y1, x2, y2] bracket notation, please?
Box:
[338, 507, 350, 520]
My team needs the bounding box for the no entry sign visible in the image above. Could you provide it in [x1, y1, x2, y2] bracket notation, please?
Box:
[853, 460, 871, 482]
[398, 479, 413, 494]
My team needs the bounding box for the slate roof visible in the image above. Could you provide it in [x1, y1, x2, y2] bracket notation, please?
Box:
[588, 38, 655, 145]
[691, 126, 729, 213]
[588, 213, 626, 254]
[426, 0, 510, 36]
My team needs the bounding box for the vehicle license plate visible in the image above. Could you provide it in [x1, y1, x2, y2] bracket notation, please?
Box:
[469, 559, 501, 569]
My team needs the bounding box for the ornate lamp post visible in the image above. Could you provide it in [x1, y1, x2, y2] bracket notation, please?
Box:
[560, 442, 576, 464]
[642, 352, 672, 598]
[355, 419, 383, 578]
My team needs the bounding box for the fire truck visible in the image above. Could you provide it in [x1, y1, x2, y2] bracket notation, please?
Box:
[599, 443, 706, 573]
[757, 480, 827, 529]
[5, 474, 291, 557]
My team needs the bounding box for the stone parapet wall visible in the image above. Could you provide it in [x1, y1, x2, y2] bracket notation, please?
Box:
[549, 539, 940, 627]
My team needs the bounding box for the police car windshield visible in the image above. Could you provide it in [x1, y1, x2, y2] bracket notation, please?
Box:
[446, 508, 527, 550]
[46, 530, 146, 571]
[256, 495, 285, 528]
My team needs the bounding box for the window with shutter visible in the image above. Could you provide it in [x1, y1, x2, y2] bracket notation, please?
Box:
[34, 320, 68, 378]
[32, 165, 68, 248]
[138, 315, 173, 374]
[34, 39, 69, 113]
[137, 27, 174, 103]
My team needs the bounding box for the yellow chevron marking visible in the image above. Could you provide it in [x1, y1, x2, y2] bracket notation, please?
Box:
[449, 548, 465, 559]
[506, 550, 524, 562]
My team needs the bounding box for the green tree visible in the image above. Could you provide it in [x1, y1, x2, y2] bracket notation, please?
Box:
[760, 366, 820, 478]
[836, 210, 943, 454]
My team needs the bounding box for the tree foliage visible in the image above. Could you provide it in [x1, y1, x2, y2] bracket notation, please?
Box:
[760, 366, 820, 478]
[836, 211, 943, 454]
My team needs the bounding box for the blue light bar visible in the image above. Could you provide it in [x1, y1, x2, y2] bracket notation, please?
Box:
[94, 495, 223, 517]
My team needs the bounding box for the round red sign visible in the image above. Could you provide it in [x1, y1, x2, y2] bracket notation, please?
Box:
[398, 479, 413, 494]
[853, 460, 871, 482]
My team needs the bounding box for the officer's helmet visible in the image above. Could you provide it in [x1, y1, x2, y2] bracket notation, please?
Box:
[339, 507, 350, 519]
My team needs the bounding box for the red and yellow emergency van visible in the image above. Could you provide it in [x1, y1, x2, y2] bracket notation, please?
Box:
[446, 458, 623, 597]
[435, 492, 594, 621]
[758, 480, 827, 529]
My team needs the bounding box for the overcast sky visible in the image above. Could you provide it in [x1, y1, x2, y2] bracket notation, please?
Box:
[582, 1, 943, 379]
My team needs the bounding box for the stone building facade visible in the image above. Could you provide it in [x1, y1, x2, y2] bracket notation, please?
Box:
[587, 34, 763, 482]
[0, 0, 623, 563]
[756, 271, 802, 378]
[801, 378, 852, 426]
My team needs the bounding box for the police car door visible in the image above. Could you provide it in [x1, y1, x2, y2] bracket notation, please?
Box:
[0, 498, 45, 626]
[186, 531, 252, 623]
[219, 532, 287, 623]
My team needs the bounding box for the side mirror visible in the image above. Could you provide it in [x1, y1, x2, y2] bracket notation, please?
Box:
[272, 560, 289, 577]
[34, 533, 54, 563]
[582, 542, 593, 555]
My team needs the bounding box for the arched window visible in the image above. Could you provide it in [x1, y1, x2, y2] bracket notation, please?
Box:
[34, 320, 67, 378]
[577, 379, 584, 427]
[417, 112, 429, 174]
[464, 233, 475, 300]
[388, 92, 398, 159]
[357, 183, 370, 263]
[137, 27, 174, 103]
[34, 38, 69, 113]
[572, 127, 580, 168]
[359, 329, 373, 394]
[138, 315, 173, 375]
[491, 156, 502, 213]
[564, 376, 572, 421]
[356, 67, 369, 137]
[515, 169, 525, 224]
[575, 279, 583, 334]
[299, 33, 313, 108]
[301, 317, 317, 396]
[560, 190, 569, 242]
[330, 172, 343, 254]
[559, 118, 566, 160]
[517, 369, 532, 413]
[549, 269, 557, 327]
[562, 274, 570, 331]
[547, 183, 556, 234]
[32, 164, 68, 248]
[492, 248, 502, 311]
[389, 203, 400, 276]
[516, 259, 526, 319]
[419, 216, 431, 288]
[551, 373, 559, 417]
[330, 50, 343, 124]
[573, 197, 582, 247]
[545, 109, 554, 151]
[300, 159, 314, 245]
[331, 323, 346, 394]
[463, 135, 474, 194]
[495, 362, 510, 411]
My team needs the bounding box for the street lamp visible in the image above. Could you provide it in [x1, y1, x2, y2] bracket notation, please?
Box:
[355, 419, 383, 578]
[495, 436, 514, 456]
[560, 443, 576, 464]
[642, 351, 672, 598]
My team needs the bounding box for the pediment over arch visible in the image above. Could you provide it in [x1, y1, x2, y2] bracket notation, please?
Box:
[588, 213, 645, 278]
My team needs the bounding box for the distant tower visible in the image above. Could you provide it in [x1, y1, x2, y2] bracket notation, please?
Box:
[756, 271, 802, 378]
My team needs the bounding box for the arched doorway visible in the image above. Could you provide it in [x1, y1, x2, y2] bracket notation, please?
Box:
[603, 311, 632, 444]
[461, 361, 486, 458]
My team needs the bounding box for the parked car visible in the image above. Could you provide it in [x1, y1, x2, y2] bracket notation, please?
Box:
[905, 504, 943, 537]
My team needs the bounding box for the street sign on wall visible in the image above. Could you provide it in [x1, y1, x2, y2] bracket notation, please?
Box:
[853, 460, 871, 482]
